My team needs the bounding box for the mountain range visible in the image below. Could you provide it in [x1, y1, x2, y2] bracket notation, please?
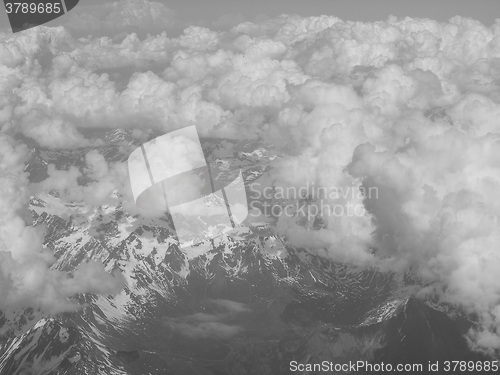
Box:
[0, 130, 488, 375]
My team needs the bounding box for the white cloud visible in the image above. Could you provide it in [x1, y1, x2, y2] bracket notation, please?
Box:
[163, 299, 248, 339]
[2, 14, 500, 353]
[0, 135, 124, 313]
[63, 0, 179, 36]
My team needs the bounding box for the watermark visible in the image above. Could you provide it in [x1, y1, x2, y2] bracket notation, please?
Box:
[3, 0, 80, 33]
[127, 125, 248, 247]
[250, 182, 378, 202]
[290, 361, 424, 373]
[127, 126, 376, 245]
[289, 360, 499, 373]
[248, 182, 377, 220]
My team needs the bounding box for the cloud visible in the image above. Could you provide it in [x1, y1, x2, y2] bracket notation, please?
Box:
[31, 150, 129, 207]
[2, 14, 500, 353]
[163, 299, 248, 339]
[63, 0, 179, 36]
[165, 318, 242, 340]
[60, 260, 125, 296]
[179, 26, 219, 51]
[0, 134, 124, 314]
[20, 112, 92, 149]
[212, 14, 247, 30]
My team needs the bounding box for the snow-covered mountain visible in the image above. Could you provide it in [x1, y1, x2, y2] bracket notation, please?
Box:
[0, 131, 487, 374]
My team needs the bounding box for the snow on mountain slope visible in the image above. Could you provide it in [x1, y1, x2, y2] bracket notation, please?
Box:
[0, 132, 485, 374]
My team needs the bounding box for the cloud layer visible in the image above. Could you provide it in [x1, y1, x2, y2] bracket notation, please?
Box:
[163, 299, 248, 339]
[0, 134, 124, 314]
[1, 5, 500, 352]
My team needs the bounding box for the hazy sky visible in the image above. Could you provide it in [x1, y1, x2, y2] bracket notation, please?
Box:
[1, 0, 499, 33]
[167, 0, 500, 26]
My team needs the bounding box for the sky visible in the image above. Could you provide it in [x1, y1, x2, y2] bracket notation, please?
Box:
[168, 0, 500, 26]
[1, 0, 500, 33]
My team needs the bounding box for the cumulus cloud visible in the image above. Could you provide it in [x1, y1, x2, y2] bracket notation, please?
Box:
[2, 13, 500, 354]
[0, 134, 124, 314]
[163, 299, 248, 339]
[31, 150, 129, 207]
[20, 112, 92, 149]
[63, 0, 179, 36]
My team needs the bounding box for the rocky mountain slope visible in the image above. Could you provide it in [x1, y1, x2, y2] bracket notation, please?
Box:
[0, 131, 488, 374]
